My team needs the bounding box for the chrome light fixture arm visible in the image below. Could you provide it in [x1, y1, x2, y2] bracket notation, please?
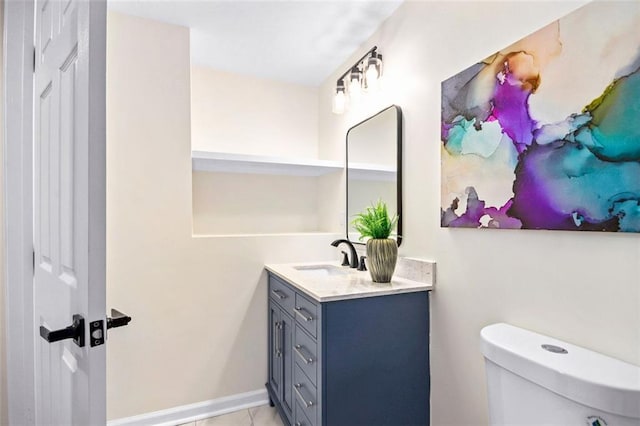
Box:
[332, 46, 383, 114]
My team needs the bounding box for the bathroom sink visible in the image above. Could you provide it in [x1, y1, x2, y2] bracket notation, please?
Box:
[293, 264, 351, 277]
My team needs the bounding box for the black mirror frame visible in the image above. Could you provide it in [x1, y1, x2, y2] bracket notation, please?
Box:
[345, 104, 403, 247]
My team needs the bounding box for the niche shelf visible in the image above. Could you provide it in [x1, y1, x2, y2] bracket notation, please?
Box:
[348, 162, 396, 181]
[192, 150, 343, 176]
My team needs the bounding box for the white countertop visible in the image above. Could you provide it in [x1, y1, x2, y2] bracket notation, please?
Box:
[265, 261, 434, 302]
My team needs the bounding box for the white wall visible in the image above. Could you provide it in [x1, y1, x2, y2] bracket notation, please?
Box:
[318, 2, 640, 425]
[106, 12, 337, 420]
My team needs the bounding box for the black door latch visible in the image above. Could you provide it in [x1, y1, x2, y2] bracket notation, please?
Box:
[90, 308, 133, 347]
[40, 314, 85, 347]
[107, 308, 132, 329]
[40, 310, 132, 348]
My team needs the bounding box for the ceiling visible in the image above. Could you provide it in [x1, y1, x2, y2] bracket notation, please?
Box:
[108, 0, 404, 86]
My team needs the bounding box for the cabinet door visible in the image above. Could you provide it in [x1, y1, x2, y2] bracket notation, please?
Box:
[281, 312, 295, 422]
[268, 301, 282, 397]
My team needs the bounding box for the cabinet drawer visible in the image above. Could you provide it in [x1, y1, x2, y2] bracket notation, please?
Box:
[295, 401, 315, 426]
[294, 325, 317, 385]
[294, 364, 317, 425]
[294, 293, 318, 338]
[269, 276, 295, 312]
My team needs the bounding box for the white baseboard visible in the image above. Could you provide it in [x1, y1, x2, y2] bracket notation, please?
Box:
[107, 389, 269, 426]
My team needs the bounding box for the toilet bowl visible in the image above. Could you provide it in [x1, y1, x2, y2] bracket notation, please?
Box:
[480, 323, 640, 426]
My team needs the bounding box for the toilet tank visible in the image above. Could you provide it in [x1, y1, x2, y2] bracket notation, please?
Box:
[480, 323, 640, 426]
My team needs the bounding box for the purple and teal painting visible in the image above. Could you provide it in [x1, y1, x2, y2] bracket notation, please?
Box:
[440, 2, 640, 232]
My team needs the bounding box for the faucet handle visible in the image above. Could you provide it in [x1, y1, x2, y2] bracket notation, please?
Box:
[341, 251, 350, 266]
[357, 256, 367, 271]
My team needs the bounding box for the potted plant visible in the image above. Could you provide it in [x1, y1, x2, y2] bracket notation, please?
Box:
[352, 200, 399, 283]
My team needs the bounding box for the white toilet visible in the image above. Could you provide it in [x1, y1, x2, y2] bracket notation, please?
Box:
[480, 323, 640, 426]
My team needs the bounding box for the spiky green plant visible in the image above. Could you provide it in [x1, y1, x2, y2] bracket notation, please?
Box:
[351, 200, 399, 240]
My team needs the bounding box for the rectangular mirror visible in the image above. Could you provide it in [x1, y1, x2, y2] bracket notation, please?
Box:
[346, 105, 403, 246]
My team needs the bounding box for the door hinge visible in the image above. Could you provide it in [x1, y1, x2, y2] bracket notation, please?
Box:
[32, 250, 35, 271]
[33, 47, 36, 72]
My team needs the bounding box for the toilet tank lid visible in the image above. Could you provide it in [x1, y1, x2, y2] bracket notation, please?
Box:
[480, 323, 640, 419]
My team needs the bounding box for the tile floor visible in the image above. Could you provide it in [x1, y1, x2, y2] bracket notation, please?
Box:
[180, 405, 284, 426]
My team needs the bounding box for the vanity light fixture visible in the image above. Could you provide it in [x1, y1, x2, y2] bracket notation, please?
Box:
[332, 46, 383, 114]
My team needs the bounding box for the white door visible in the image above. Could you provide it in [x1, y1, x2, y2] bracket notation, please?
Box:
[33, 0, 107, 424]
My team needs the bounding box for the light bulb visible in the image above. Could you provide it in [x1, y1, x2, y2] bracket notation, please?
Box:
[349, 67, 363, 100]
[332, 81, 347, 114]
[333, 91, 346, 114]
[350, 81, 362, 100]
[366, 65, 379, 82]
[363, 53, 383, 93]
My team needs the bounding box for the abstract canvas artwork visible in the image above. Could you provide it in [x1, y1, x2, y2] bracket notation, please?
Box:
[441, 2, 640, 232]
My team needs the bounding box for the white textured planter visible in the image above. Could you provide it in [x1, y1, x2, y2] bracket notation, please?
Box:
[366, 239, 398, 283]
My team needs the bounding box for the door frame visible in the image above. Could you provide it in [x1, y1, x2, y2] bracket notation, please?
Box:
[3, 1, 37, 424]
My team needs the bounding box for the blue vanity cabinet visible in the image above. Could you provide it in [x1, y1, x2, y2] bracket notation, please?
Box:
[266, 273, 431, 426]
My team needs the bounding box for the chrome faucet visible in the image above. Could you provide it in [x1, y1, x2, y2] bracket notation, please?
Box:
[331, 239, 359, 269]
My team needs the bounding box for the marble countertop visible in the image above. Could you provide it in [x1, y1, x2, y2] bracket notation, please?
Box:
[265, 261, 434, 302]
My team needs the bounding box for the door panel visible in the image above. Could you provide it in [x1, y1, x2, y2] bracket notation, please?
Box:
[59, 50, 78, 286]
[33, 0, 107, 424]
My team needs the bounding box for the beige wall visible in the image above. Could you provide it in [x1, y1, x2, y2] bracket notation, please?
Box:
[192, 172, 326, 235]
[319, 1, 640, 425]
[191, 66, 319, 158]
[106, 12, 336, 420]
[0, 2, 6, 424]
[190, 66, 329, 235]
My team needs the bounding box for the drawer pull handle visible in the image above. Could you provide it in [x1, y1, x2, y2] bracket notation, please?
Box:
[271, 289, 287, 300]
[294, 307, 314, 322]
[294, 344, 314, 364]
[294, 383, 314, 408]
[274, 321, 282, 357]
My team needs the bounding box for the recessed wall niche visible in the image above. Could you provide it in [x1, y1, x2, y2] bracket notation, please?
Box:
[190, 65, 342, 236]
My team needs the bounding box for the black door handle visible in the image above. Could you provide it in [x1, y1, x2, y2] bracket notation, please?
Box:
[39, 314, 85, 347]
[107, 308, 132, 329]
